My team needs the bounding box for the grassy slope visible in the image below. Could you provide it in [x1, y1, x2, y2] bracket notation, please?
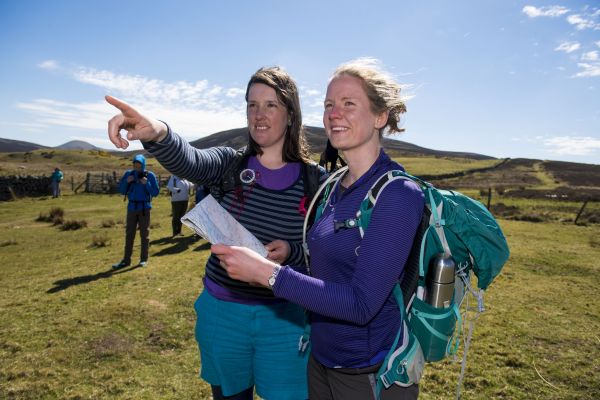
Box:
[1, 194, 599, 399]
[2, 150, 599, 399]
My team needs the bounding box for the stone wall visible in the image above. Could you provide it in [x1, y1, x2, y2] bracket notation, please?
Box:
[0, 176, 52, 201]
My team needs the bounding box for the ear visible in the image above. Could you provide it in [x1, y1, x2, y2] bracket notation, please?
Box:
[375, 111, 389, 130]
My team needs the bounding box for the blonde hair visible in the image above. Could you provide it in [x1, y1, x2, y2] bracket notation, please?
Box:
[331, 58, 406, 135]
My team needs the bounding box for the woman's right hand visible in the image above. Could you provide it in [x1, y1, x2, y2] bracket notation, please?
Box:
[106, 95, 168, 149]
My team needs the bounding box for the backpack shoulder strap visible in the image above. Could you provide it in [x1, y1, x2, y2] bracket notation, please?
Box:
[303, 161, 321, 200]
[302, 166, 348, 272]
[211, 146, 249, 200]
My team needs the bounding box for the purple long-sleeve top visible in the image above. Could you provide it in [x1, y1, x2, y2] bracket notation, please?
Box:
[273, 149, 424, 368]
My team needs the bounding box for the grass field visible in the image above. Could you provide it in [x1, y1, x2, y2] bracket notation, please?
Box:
[1, 191, 599, 399]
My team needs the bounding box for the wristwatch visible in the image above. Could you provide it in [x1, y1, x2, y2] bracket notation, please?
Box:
[268, 265, 282, 289]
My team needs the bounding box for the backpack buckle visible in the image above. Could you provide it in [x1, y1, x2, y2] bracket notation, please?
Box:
[334, 218, 359, 232]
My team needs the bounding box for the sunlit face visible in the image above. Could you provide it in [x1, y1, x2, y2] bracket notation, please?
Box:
[323, 74, 385, 154]
[247, 83, 289, 151]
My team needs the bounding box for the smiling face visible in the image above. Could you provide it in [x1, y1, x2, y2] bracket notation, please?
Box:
[323, 74, 386, 155]
[246, 83, 289, 152]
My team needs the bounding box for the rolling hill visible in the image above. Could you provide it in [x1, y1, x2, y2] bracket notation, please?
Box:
[189, 126, 496, 160]
[0, 126, 494, 160]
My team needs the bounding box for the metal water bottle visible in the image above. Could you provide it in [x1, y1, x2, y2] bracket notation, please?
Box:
[425, 253, 456, 308]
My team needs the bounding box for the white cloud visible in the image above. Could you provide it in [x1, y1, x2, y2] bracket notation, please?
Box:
[596, 40, 600, 48]
[16, 65, 253, 142]
[226, 88, 245, 98]
[582, 51, 599, 61]
[554, 41, 581, 53]
[573, 62, 600, 77]
[38, 60, 59, 70]
[522, 5, 570, 18]
[566, 14, 600, 30]
[544, 136, 600, 156]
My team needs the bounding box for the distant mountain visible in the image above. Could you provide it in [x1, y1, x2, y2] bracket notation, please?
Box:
[190, 126, 495, 160]
[55, 140, 101, 150]
[1, 127, 494, 159]
[0, 138, 103, 152]
[0, 138, 49, 152]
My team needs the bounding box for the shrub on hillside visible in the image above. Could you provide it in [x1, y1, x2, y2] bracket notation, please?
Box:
[0, 238, 17, 247]
[91, 234, 110, 247]
[101, 219, 116, 228]
[60, 220, 87, 231]
[36, 207, 65, 224]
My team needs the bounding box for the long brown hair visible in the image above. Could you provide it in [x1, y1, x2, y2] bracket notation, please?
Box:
[245, 66, 311, 163]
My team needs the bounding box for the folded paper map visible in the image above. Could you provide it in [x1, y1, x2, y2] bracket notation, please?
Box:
[181, 194, 268, 257]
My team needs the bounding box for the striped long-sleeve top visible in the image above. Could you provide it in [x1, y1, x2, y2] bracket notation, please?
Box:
[144, 129, 326, 299]
[273, 149, 425, 368]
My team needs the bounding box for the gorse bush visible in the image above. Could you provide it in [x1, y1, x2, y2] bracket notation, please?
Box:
[49, 207, 64, 219]
[60, 220, 87, 231]
[91, 234, 110, 247]
[0, 238, 17, 247]
[36, 207, 65, 224]
[101, 219, 116, 228]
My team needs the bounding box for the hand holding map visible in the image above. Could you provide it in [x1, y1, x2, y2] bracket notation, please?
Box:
[181, 194, 268, 257]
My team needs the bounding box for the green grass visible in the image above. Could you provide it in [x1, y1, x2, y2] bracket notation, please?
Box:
[1, 194, 599, 399]
[0, 149, 171, 184]
[390, 156, 501, 177]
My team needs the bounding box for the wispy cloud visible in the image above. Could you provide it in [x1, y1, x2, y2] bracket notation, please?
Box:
[543, 136, 600, 156]
[38, 60, 59, 70]
[522, 5, 570, 18]
[555, 41, 581, 53]
[582, 51, 599, 61]
[524, 5, 600, 78]
[20, 62, 330, 144]
[566, 13, 600, 30]
[573, 63, 600, 77]
[522, 6, 570, 18]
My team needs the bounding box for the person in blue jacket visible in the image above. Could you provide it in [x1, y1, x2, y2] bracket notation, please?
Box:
[212, 58, 424, 399]
[113, 154, 160, 269]
[50, 167, 64, 198]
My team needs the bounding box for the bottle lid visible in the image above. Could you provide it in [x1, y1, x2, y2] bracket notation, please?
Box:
[428, 253, 456, 284]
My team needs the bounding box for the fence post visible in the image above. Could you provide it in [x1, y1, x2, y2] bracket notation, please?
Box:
[487, 188, 492, 210]
[85, 173, 91, 193]
[574, 200, 588, 225]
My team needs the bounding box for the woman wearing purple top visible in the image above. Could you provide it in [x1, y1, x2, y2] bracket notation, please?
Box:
[106, 67, 326, 400]
[213, 59, 424, 399]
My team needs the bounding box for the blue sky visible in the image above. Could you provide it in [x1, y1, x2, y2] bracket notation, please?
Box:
[1, 1, 599, 164]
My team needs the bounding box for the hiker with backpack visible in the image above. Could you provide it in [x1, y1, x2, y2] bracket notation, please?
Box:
[213, 58, 424, 399]
[106, 66, 327, 400]
[112, 154, 160, 269]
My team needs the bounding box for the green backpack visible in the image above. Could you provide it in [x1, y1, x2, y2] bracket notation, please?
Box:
[302, 166, 510, 398]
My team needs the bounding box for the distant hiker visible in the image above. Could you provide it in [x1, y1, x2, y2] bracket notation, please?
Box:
[194, 183, 210, 204]
[112, 154, 159, 269]
[106, 66, 326, 400]
[318, 139, 346, 172]
[212, 58, 423, 399]
[166, 175, 192, 238]
[51, 167, 63, 198]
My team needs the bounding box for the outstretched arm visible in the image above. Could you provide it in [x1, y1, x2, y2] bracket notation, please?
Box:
[106, 95, 169, 149]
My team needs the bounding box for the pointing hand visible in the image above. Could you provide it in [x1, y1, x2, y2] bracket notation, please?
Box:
[106, 95, 168, 149]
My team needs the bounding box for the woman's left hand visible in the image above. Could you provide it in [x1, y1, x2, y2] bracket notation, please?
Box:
[211, 244, 276, 287]
[265, 240, 291, 264]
